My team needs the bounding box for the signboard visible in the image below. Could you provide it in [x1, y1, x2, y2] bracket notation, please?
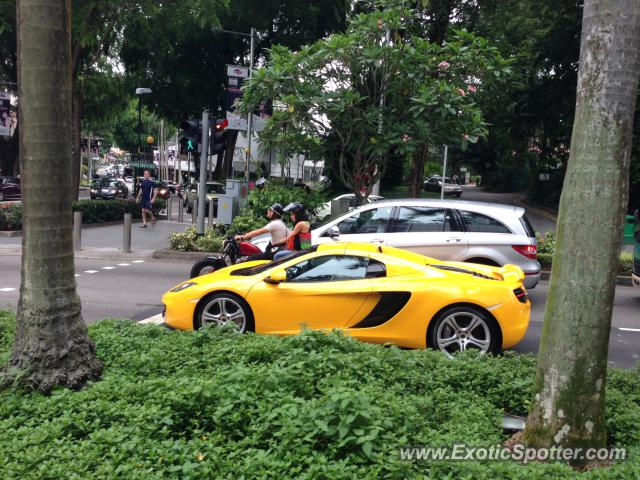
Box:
[0, 93, 11, 137]
[227, 65, 249, 78]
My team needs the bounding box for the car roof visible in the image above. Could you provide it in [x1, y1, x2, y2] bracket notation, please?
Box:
[361, 198, 525, 216]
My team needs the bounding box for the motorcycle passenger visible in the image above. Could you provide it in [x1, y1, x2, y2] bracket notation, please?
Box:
[234, 203, 289, 260]
[273, 202, 312, 260]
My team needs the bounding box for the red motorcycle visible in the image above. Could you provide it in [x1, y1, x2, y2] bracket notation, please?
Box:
[189, 237, 280, 278]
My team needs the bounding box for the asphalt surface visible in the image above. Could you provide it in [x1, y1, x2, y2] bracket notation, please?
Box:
[0, 253, 638, 368]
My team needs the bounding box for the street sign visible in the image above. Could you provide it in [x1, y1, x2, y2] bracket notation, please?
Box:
[227, 65, 249, 78]
[226, 111, 248, 130]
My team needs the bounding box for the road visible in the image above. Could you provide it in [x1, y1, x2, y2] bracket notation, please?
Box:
[0, 254, 638, 368]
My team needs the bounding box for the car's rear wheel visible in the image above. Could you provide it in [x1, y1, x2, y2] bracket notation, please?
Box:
[194, 292, 254, 333]
[427, 305, 501, 358]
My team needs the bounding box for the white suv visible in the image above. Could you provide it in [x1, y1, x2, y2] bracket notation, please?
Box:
[311, 199, 541, 289]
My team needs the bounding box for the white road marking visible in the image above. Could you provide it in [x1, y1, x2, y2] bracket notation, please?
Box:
[0, 287, 16, 292]
[84, 270, 98, 274]
[117, 263, 130, 266]
[102, 266, 116, 270]
[619, 327, 640, 333]
[138, 314, 164, 325]
[132, 260, 144, 263]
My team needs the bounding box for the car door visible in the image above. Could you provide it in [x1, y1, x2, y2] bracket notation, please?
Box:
[246, 254, 373, 333]
[4, 178, 20, 200]
[315, 206, 394, 246]
[386, 206, 468, 260]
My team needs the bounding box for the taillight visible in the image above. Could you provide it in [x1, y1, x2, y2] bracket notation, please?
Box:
[512, 244, 537, 259]
[513, 288, 529, 303]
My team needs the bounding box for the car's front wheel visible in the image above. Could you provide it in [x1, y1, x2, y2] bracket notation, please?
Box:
[427, 305, 501, 358]
[194, 292, 254, 333]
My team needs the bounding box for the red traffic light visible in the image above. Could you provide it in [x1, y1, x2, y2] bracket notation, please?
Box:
[215, 119, 229, 130]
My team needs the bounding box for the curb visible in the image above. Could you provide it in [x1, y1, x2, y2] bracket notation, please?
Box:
[540, 270, 633, 287]
[0, 230, 21, 237]
[152, 248, 215, 261]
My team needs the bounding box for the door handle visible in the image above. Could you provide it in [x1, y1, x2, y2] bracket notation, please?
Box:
[370, 238, 385, 243]
[446, 237, 462, 243]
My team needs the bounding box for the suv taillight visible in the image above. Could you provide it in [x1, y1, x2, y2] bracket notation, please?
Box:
[512, 244, 537, 259]
[513, 288, 529, 303]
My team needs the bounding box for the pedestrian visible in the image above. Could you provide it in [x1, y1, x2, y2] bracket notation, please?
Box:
[136, 170, 158, 228]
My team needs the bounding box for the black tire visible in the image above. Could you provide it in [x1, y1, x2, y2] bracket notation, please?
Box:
[194, 292, 255, 332]
[427, 305, 501, 358]
[190, 258, 225, 278]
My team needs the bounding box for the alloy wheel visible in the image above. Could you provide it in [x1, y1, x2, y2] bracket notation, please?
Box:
[435, 311, 492, 358]
[200, 296, 247, 332]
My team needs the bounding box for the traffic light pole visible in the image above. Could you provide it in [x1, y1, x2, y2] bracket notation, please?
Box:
[244, 27, 256, 182]
[197, 111, 210, 235]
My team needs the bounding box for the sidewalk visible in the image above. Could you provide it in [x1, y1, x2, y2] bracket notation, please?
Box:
[0, 197, 196, 257]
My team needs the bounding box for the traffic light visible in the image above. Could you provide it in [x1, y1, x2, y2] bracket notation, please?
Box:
[179, 119, 201, 155]
[210, 118, 229, 155]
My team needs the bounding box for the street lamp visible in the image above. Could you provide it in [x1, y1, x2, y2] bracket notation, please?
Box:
[212, 27, 256, 182]
[135, 87, 152, 159]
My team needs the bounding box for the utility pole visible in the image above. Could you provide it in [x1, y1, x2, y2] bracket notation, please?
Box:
[441, 145, 448, 200]
[244, 27, 256, 182]
[196, 111, 210, 235]
[87, 131, 92, 180]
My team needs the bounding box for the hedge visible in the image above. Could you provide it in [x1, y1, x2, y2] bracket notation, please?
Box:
[0, 199, 166, 231]
[537, 252, 633, 276]
[0, 310, 638, 478]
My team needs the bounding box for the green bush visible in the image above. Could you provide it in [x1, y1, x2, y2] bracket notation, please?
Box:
[244, 181, 326, 219]
[0, 199, 167, 231]
[227, 212, 266, 236]
[0, 311, 639, 478]
[169, 226, 225, 252]
[0, 203, 21, 230]
[537, 251, 633, 276]
[536, 231, 556, 255]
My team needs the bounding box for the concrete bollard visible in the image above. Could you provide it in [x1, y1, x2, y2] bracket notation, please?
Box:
[178, 197, 184, 223]
[123, 213, 132, 253]
[167, 197, 173, 221]
[208, 199, 214, 228]
[73, 211, 82, 251]
[192, 199, 198, 225]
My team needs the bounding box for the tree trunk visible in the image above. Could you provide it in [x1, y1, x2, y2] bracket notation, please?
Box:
[408, 155, 425, 197]
[71, 84, 82, 201]
[523, 0, 640, 462]
[7, 0, 103, 393]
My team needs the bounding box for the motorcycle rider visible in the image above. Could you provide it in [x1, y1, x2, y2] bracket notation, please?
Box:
[234, 203, 289, 260]
[273, 202, 312, 260]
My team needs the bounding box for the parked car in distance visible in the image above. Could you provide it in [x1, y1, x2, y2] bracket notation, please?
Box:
[0, 176, 21, 201]
[155, 181, 172, 199]
[183, 181, 226, 213]
[90, 179, 129, 200]
[316, 193, 385, 219]
[424, 176, 463, 197]
[309, 198, 541, 289]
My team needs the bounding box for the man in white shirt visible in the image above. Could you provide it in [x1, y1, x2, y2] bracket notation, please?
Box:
[234, 203, 289, 260]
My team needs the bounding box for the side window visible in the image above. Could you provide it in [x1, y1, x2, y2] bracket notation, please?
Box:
[287, 256, 369, 282]
[336, 207, 393, 234]
[460, 210, 512, 234]
[391, 207, 453, 233]
[366, 259, 386, 278]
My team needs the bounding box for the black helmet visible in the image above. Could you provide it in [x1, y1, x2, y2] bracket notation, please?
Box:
[269, 203, 283, 217]
[255, 177, 268, 189]
[283, 202, 305, 216]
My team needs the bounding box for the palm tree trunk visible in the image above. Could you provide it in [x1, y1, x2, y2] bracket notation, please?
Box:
[523, 0, 640, 462]
[7, 0, 102, 392]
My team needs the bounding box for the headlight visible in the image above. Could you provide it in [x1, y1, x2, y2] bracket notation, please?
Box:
[109, 189, 116, 193]
[160, 189, 167, 195]
[170, 281, 197, 292]
[90, 189, 97, 193]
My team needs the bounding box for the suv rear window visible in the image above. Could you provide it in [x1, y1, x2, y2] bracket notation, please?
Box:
[459, 210, 512, 234]
[519, 214, 536, 238]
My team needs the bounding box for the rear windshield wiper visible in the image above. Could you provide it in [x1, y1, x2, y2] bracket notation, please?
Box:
[428, 264, 496, 280]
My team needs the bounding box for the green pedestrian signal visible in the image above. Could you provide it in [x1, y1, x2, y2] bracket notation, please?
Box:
[179, 119, 201, 155]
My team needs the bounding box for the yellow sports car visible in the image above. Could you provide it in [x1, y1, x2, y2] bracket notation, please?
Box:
[162, 242, 531, 357]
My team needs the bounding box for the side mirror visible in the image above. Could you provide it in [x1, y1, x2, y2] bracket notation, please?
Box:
[327, 226, 340, 239]
[264, 268, 287, 285]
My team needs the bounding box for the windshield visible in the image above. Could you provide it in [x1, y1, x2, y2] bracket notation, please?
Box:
[206, 184, 225, 194]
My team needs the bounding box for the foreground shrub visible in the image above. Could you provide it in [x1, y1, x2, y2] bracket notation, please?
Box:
[169, 226, 225, 252]
[0, 312, 638, 478]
